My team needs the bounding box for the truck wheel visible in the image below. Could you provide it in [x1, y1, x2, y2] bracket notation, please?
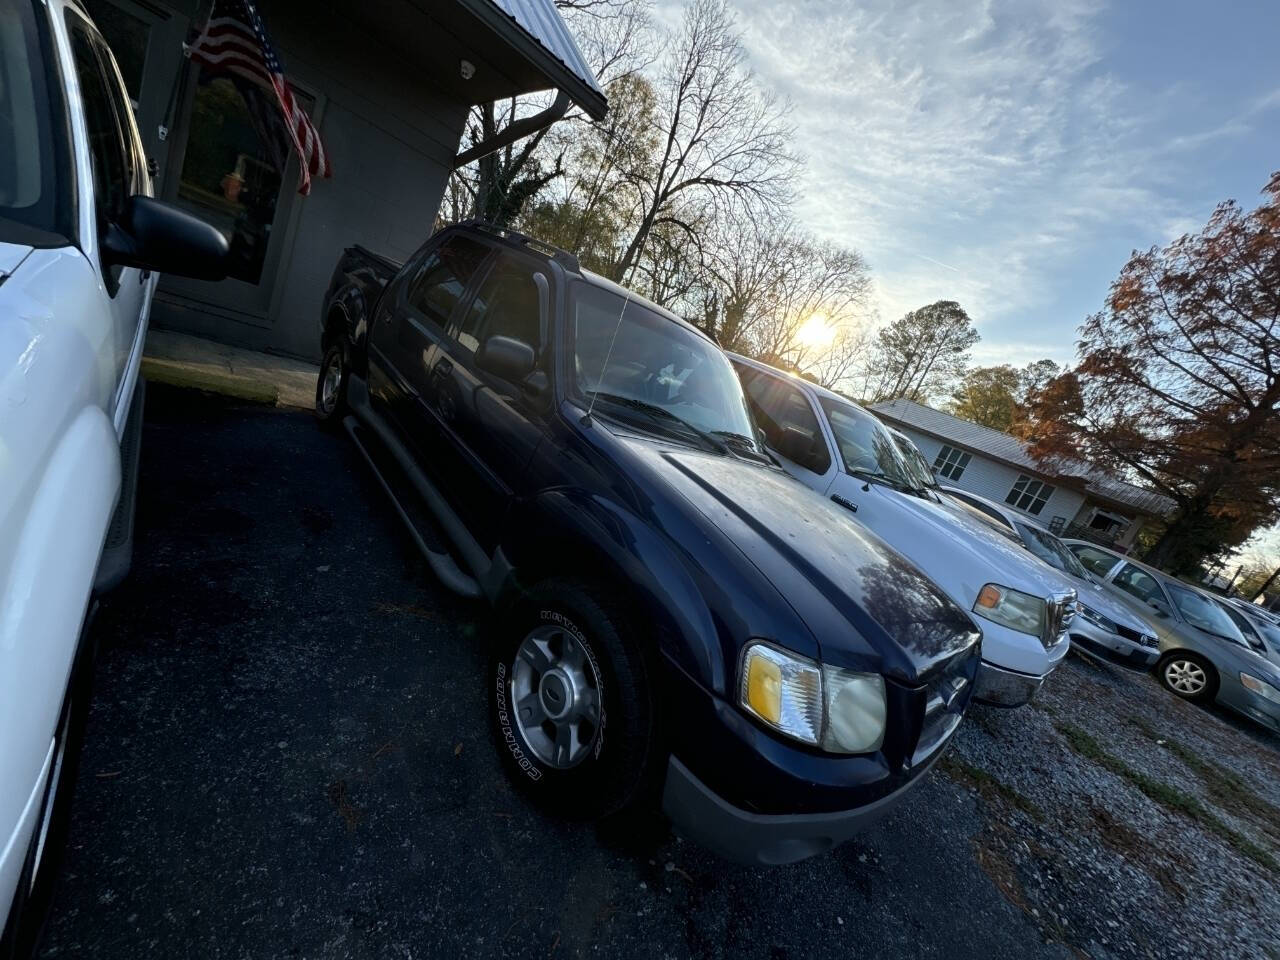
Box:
[314, 343, 348, 427]
[1157, 651, 1218, 703]
[489, 579, 658, 820]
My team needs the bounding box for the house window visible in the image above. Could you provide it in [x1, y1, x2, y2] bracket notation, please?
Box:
[933, 444, 971, 481]
[1005, 475, 1055, 515]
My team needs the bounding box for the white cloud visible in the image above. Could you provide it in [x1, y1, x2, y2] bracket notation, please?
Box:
[724, 0, 1268, 362]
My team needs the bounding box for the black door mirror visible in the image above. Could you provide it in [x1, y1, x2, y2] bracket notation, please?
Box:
[102, 195, 229, 280]
[477, 335, 536, 383]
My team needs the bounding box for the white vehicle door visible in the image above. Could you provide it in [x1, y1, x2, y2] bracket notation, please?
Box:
[738, 367, 838, 494]
[63, 9, 149, 412]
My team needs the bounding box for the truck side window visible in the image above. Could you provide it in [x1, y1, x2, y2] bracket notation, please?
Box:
[738, 369, 831, 475]
[456, 255, 544, 355]
[406, 236, 488, 332]
[67, 20, 129, 227]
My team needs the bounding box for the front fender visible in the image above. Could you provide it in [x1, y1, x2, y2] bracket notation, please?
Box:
[0, 405, 119, 912]
[500, 489, 734, 697]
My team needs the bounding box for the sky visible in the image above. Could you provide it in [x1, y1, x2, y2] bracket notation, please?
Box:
[718, 0, 1280, 369]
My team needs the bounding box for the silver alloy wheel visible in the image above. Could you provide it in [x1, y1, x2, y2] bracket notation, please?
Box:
[1165, 658, 1207, 695]
[319, 351, 342, 413]
[510, 624, 602, 769]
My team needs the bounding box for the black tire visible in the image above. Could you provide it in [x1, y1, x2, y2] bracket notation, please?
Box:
[1156, 651, 1218, 704]
[314, 342, 349, 427]
[489, 578, 659, 820]
[1, 608, 95, 960]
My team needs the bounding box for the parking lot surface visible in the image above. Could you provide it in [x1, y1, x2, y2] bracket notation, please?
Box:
[41, 387, 1280, 959]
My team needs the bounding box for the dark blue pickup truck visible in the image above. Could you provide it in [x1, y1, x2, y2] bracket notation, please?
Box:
[316, 222, 982, 864]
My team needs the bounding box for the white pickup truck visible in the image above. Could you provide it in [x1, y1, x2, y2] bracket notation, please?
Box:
[1, 1, 225, 951]
[730, 355, 1077, 707]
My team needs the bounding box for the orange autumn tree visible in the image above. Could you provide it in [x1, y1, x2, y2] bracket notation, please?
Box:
[1026, 173, 1280, 574]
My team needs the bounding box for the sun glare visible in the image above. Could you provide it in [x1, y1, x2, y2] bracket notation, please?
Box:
[796, 314, 835, 350]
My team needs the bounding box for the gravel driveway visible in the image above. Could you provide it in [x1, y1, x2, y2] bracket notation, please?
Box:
[39, 386, 1280, 959]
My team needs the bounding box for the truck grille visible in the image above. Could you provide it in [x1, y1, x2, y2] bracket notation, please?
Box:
[1041, 591, 1076, 648]
[913, 651, 976, 764]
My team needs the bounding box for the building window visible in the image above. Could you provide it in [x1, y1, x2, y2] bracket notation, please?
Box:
[933, 444, 971, 481]
[1006, 475, 1055, 515]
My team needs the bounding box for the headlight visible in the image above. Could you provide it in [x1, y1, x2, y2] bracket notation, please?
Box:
[1077, 603, 1117, 634]
[740, 642, 822, 745]
[821, 665, 887, 753]
[739, 642, 887, 754]
[972, 583, 1045, 637]
[1240, 673, 1280, 705]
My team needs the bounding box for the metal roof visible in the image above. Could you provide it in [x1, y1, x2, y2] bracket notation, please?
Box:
[459, 0, 608, 120]
[870, 398, 1176, 519]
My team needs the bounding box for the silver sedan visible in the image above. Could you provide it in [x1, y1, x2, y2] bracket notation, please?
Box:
[1065, 541, 1280, 735]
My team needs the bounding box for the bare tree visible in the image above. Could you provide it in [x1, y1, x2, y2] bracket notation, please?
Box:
[612, 0, 797, 282]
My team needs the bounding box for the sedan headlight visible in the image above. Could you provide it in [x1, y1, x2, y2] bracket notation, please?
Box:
[1240, 673, 1280, 705]
[1077, 602, 1117, 634]
[972, 583, 1045, 637]
[740, 642, 887, 754]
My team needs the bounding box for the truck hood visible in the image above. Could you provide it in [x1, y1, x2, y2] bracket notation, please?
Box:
[871, 485, 1079, 603]
[0, 242, 33, 281]
[621, 436, 981, 682]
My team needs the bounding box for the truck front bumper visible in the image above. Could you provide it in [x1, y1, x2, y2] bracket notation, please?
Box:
[661, 747, 943, 865]
[972, 659, 1046, 707]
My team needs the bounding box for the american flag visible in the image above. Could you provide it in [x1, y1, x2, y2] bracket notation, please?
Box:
[186, 0, 331, 195]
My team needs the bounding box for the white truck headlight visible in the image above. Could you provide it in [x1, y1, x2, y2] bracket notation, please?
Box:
[1240, 673, 1280, 705]
[973, 583, 1045, 637]
[739, 643, 887, 754]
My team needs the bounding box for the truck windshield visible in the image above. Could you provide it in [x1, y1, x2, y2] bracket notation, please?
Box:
[818, 397, 918, 491]
[0, 1, 64, 245]
[571, 281, 757, 449]
[1016, 522, 1089, 578]
[892, 434, 939, 490]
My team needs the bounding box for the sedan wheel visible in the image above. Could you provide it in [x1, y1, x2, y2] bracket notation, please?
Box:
[1158, 653, 1217, 703]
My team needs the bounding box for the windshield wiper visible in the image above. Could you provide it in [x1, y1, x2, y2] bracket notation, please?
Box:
[849, 466, 916, 494]
[589, 393, 730, 454]
[711, 431, 771, 463]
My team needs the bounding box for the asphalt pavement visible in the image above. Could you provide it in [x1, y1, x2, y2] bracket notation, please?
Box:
[30, 386, 1184, 958]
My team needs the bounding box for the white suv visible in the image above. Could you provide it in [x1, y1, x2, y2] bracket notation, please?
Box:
[731, 355, 1076, 707]
[1, 1, 225, 949]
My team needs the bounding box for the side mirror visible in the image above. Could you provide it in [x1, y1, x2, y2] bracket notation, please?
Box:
[1148, 598, 1171, 618]
[477, 335, 536, 383]
[102, 195, 229, 280]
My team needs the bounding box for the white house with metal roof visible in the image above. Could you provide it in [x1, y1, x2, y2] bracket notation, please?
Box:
[870, 398, 1175, 553]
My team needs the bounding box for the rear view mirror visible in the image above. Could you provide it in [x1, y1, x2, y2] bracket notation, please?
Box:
[102, 195, 229, 280]
[477, 335, 536, 383]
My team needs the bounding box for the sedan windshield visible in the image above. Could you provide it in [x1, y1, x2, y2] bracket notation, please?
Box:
[818, 397, 919, 490]
[1016, 523, 1089, 579]
[571, 281, 757, 450]
[0, 1, 64, 244]
[1166, 584, 1247, 643]
[892, 434, 939, 490]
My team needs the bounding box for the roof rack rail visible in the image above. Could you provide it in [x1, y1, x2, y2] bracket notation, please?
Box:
[455, 220, 581, 273]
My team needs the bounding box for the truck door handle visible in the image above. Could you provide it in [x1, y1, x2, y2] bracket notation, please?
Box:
[831, 493, 858, 514]
[435, 358, 453, 377]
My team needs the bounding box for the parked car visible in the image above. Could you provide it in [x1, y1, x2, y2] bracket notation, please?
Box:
[0, 1, 226, 952]
[315, 222, 983, 864]
[1064, 542, 1280, 734]
[1213, 597, 1280, 668]
[729, 355, 1076, 708]
[937, 485, 1161, 671]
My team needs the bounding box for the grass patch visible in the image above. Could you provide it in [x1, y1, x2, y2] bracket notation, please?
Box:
[941, 757, 1044, 822]
[1086, 802, 1186, 899]
[142, 358, 279, 405]
[1056, 722, 1277, 872]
